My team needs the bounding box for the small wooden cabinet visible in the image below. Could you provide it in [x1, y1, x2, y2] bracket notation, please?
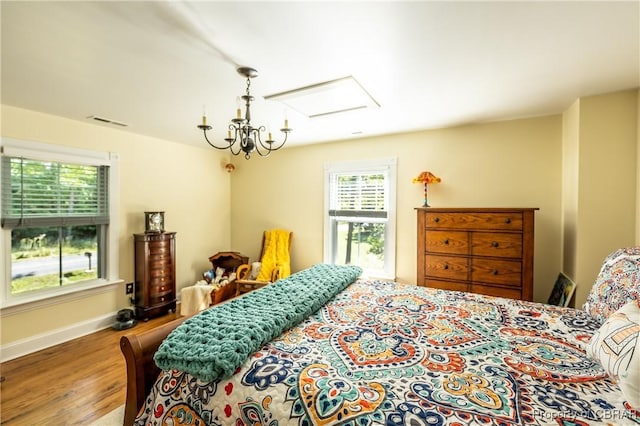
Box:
[417, 208, 537, 301]
[134, 232, 176, 320]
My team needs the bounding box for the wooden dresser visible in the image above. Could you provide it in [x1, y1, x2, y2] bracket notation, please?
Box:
[134, 232, 177, 320]
[416, 208, 537, 301]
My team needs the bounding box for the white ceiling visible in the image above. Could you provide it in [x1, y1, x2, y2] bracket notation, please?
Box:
[2, 1, 639, 150]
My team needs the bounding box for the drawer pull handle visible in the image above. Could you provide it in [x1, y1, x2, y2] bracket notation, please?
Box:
[443, 264, 449, 270]
[444, 239, 449, 245]
[434, 217, 440, 223]
[491, 241, 499, 248]
[161, 297, 165, 302]
[505, 218, 511, 224]
[492, 269, 499, 275]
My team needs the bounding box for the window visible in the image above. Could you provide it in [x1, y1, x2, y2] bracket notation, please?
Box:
[0, 138, 120, 307]
[324, 158, 396, 279]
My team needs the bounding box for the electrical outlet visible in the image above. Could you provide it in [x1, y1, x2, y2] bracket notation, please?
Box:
[126, 282, 134, 294]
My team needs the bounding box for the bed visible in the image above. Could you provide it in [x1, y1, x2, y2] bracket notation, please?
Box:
[121, 249, 640, 426]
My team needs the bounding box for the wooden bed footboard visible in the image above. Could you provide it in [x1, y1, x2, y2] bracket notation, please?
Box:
[120, 316, 188, 426]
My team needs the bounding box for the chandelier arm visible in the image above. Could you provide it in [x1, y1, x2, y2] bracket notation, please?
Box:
[271, 131, 289, 151]
[258, 130, 289, 153]
[253, 125, 287, 154]
[227, 124, 243, 156]
[253, 127, 286, 157]
[202, 128, 234, 150]
[252, 126, 269, 156]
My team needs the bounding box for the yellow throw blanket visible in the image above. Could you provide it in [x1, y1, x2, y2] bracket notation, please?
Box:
[256, 229, 291, 282]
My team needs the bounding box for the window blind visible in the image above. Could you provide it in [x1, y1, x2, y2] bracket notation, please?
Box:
[1, 156, 109, 228]
[328, 172, 387, 219]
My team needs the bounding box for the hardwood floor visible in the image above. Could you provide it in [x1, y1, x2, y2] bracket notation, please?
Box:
[0, 311, 180, 425]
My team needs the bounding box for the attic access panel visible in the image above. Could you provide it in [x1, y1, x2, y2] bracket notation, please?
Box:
[264, 76, 379, 118]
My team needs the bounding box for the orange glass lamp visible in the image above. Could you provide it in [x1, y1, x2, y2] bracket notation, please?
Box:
[413, 171, 441, 207]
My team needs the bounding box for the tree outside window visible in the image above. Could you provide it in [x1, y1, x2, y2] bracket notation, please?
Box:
[2, 157, 108, 296]
[324, 158, 396, 279]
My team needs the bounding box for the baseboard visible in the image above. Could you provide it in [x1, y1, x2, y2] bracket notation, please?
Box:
[1, 311, 116, 362]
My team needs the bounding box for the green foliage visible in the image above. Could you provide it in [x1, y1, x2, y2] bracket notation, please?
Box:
[11, 270, 97, 294]
[348, 222, 385, 256]
[10, 226, 98, 294]
[11, 226, 97, 259]
[6, 158, 104, 295]
[7, 158, 100, 217]
[365, 223, 385, 256]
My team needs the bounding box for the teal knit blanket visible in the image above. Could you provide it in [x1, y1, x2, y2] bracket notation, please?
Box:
[154, 264, 362, 382]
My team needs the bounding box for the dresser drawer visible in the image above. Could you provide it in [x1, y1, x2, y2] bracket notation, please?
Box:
[471, 258, 522, 287]
[149, 263, 172, 275]
[150, 294, 173, 306]
[150, 283, 172, 295]
[425, 231, 468, 254]
[425, 212, 523, 231]
[417, 208, 536, 301]
[149, 279, 170, 290]
[148, 251, 169, 261]
[149, 267, 171, 277]
[470, 284, 521, 300]
[471, 232, 522, 258]
[425, 255, 469, 280]
[148, 241, 170, 253]
[425, 279, 469, 293]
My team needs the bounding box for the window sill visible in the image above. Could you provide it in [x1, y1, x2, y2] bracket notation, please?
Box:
[0, 278, 123, 316]
[361, 272, 396, 281]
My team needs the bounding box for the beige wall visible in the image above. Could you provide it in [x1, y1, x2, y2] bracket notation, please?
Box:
[561, 90, 638, 307]
[562, 100, 580, 281]
[230, 115, 564, 304]
[2, 88, 638, 352]
[1, 105, 231, 346]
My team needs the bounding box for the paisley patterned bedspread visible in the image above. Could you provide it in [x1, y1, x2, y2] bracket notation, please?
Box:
[135, 279, 637, 426]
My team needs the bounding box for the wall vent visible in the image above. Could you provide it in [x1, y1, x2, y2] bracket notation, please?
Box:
[86, 115, 128, 127]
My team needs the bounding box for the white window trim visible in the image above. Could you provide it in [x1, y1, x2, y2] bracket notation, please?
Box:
[0, 138, 121, 310]
[323, 157, 397, 280]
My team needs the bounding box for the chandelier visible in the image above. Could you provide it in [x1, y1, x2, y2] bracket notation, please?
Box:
[197, 67, 292, 160]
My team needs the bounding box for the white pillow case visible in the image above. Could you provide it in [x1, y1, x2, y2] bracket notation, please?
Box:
[587, 300, 640, 412]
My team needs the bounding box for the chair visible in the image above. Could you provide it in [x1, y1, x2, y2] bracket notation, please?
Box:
[207, 251, 248, 305]
[235, 229, 292, 296]
[179, 251, 248, 316]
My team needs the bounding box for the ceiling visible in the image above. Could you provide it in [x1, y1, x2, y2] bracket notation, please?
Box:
[2, 1, 639, 150]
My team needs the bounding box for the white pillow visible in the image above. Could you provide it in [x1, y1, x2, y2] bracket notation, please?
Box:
[587, 300, 640, 412]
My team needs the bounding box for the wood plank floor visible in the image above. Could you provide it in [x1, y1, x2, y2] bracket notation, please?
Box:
[0, 311, 180, 425]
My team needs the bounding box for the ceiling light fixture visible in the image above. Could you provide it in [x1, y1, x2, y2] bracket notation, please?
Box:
[197, 67, 291, 160]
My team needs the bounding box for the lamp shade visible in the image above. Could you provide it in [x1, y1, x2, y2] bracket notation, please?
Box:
[412, 171, 441, 184]
[413, 171, 441, 207]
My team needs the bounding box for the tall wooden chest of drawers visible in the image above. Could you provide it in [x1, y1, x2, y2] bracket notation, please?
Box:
[416, 208, 537, 301]
[134, 232, 176, 320]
